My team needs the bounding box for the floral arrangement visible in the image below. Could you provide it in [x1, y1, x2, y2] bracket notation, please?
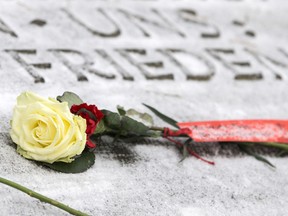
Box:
[2, 91, 288, 215]
[9, 91, 217, 173]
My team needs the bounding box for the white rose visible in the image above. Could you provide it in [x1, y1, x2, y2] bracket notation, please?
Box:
[10, 92, 87, 164]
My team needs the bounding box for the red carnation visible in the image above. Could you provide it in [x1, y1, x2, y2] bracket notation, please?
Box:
[70, 103, 104, 148]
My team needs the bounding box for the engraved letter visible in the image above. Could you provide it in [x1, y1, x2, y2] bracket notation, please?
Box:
[95, 49, 134, 81]
[5, 49, 51, 83]
[207, 48, 262, 80]
[246, 48, 288, 80]
[50, 49, 116, 81]
[0, 18, 17, 38]
[159, 49, 215, 81]
[178, 9, 220, 38]
[62, 8, 121, 37]
[118, 8, 185, 38]
[117, 49, 174, 80]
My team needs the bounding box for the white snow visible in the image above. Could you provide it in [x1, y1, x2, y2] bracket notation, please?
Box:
[1, 0, 288, 215]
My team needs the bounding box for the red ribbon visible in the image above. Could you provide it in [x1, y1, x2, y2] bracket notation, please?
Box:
[163, 127, 192, 137]
[163, 127, 215, 165]
[178, 120, 288, 143]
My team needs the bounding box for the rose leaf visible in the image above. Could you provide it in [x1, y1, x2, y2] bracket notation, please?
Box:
[142, 103, 179, 129]
[126, 108, 154, 127]
[57, 92, 84, 108]
[117, 105, 126, 116]
[101, 110, 121, 130]
[120, 116, 149, 136]
[41, 151, 95, 173]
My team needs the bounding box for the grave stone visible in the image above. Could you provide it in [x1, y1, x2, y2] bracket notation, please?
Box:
[0, 0, 288, 215]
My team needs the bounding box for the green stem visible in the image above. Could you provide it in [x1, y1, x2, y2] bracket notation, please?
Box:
[148, 126, 188, 137]
[238, 141, 288, 151]
[255, 142, 288, 151]
[0, 177, 89, 216]
[149, 126, 165, 131]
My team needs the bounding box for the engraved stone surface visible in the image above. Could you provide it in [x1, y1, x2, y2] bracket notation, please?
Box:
[0, 0, 288, 215]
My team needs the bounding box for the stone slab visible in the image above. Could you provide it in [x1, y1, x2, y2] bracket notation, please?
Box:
[0, 0, 288, 215]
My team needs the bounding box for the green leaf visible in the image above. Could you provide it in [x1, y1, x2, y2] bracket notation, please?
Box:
[238, 144, 275, 168]
[253, 154, 275, 168]
[145, 130, 162, 138]
[41, 151, 95, 173]
[99, 110, 151, 137]
[143, 103, 179, 129]
[57, 92, 83, 108]
[101, 110, 121, 130]
[179, 139, 191, 163]
[120, 116, 149, 136]
[126, 108, 154, 127]
[94, 120, 106, 135]
[258, 142, 288, 151]
[117, 105, 126, 116]
[276, 150, 288, 157]
[179, 146, 189, 163]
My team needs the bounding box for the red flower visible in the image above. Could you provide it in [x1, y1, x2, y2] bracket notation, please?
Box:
[70, 103, 104, 148]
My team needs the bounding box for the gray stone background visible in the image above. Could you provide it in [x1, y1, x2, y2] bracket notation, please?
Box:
[0, 0, 288, 215]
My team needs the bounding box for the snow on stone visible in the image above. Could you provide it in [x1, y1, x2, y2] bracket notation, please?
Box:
[0, 0, 288, 215]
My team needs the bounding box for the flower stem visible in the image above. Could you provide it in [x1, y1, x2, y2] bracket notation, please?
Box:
[149, 126, 165, 131]
[255, 142, 288, 151]
[148, 126, 188, 138]
[0, 176, 89, 216]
